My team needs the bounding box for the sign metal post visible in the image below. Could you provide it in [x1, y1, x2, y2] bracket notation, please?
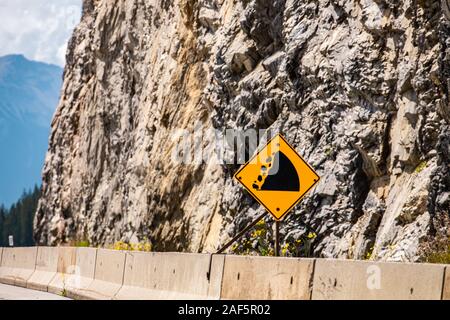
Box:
[275, 221, 280, 257]
[216, 212, 267, 254]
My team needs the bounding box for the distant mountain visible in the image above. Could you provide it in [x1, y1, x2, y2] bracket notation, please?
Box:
[0, 54, 62, 207]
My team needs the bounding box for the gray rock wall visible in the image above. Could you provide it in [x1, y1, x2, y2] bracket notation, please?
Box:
[34, 0, 450, 261]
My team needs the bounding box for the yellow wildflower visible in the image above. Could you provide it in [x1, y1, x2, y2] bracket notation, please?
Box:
[307, 232, 317, 239]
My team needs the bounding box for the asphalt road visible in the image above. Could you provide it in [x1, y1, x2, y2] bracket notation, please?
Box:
[0, 283, 70, 300]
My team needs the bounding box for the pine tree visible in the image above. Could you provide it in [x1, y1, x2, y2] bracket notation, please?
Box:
[0, 186, 41, 247]
[0, 206, 5, 245]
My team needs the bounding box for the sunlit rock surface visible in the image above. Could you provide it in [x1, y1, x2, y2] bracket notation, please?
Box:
[35, 0, 450, 261]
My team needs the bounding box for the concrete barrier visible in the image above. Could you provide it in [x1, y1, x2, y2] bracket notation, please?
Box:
[27, 247, 59, 291]
[443, 266, 450, 300]
[220, 256, 314, 300]
[0, 247, 37, 287]
[47, 247, 77, 295]
[63, 247, 98, 299]
[311, 259, 445, 300]
[1, 247, 448, 300]
[75, 249, 125, 300]
[115, 252, 224, 300]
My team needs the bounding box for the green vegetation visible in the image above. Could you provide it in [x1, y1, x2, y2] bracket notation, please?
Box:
[74, 240, 90, 247]
[111, 241, 152, 252]
[232, 219, 274, 256]
[421, 236, 450, 264]
[425, 251, 450, 264]
[231, 219, 317, 257]
[324, 145, 334, 158]
[70, 239, 152, 251]
[0, 186, 40, 247]
[364, 245, 375, 260]
[414, 161, 427, 173]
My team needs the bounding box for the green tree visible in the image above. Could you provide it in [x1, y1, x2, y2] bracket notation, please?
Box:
[0, 205, 5, 245]
[0, 186, 40, 247]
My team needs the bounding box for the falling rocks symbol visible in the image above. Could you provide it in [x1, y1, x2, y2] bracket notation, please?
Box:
[235, 134, 320, 221]
[253, 151, 300, 192]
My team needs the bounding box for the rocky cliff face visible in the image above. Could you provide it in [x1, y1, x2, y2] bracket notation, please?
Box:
[34, 0, 450, 261]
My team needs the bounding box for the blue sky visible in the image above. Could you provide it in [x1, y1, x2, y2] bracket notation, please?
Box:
[0, 1, 82, 207]
[0, 0, 82, 66]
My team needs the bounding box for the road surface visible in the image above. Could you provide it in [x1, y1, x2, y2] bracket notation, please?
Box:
[0, 283, 70, 300]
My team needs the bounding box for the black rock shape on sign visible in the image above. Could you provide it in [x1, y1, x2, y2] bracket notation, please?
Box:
[260, 151, 300, 191]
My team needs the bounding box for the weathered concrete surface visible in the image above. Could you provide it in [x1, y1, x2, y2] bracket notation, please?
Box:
[48, 247, 78, 295]
[0, 247, 37, 287]
[0, 283, 70, 300]
[1, 247, 449, 300]
[77, 249, 125, 300]
[221, 256, 314, 300]
[64, 247, 97, 299]
[115, 252, 224, 300]
[311, 259, 445, 300]
[443, 266, 450, 300]
[27, 247, 59, 291]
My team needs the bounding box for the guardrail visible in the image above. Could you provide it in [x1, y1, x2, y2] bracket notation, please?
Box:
[0, 247, 449, 300]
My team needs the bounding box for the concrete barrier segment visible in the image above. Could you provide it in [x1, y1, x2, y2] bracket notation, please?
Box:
[47, 247, 78, 296]
[115, 252, 225, 300]
[442, 265, 450, 300]
[27, 246, 59, 291]
[220, 255, 314, 300]
[311, 259, 445, 300]
[75, 249, 125, 300]
[63, 247, 98, 300]
[0, 247, 37, 287]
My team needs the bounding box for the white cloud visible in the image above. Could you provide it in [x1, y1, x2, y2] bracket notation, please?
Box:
[0, 0, 82, 66]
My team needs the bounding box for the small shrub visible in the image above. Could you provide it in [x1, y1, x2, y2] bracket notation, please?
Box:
[324, 146, 334, 157]
[420, 235, 450, 264]
[364, 245, 375, 260]
[111, 241, 152, 252]
[281, 232, 316, 257]
[231, 219, 274, 256]
[424, 251, 450, 264]
[231, 219, 317, 257]
[414, 161, 427, 173]
[74, 240, 90, 247]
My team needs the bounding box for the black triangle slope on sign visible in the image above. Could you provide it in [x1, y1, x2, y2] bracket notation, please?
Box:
[260, 151, 300, 191]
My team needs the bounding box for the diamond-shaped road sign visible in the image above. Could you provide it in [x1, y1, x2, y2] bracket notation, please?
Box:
[234, 134, 320, 221]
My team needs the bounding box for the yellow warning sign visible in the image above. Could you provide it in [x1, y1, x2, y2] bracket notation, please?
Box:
[234, 134, 320, 221]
